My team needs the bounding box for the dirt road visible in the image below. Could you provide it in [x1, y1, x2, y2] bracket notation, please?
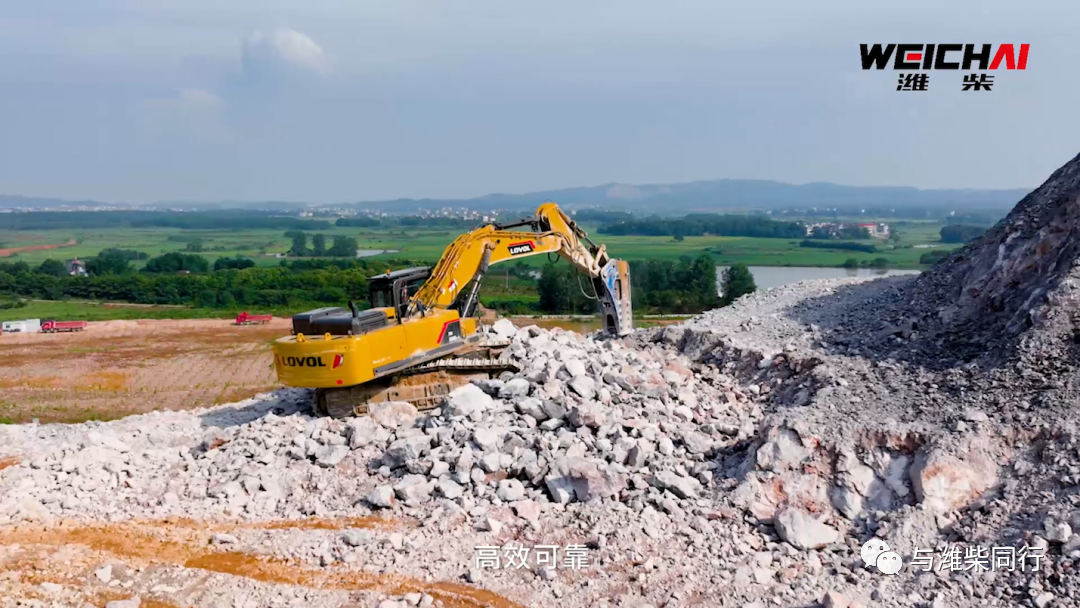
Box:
[0, 238, 78, 258]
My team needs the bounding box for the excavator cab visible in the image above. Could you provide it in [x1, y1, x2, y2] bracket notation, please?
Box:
[368, 267, 431, 320]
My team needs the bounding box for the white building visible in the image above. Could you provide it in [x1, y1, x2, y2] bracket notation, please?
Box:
[1, 319, 41, 333]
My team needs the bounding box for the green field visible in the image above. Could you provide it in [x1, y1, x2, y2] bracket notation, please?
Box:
[1, 220, 956, 270]
[0, 218, 959, 323]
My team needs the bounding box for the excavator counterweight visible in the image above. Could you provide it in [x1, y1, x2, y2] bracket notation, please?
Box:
[271, 202, 633, 417]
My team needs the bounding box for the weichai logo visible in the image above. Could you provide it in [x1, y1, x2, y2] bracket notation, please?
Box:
[860, 44, 1029, 70]
[860, 44, 1029, 92]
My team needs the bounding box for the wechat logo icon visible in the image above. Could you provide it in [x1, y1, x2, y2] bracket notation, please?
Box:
[861, 539, 903, 575]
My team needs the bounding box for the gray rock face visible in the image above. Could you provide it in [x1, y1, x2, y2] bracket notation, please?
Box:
[491, 318, 517, 338]
[755, 428, 807, 471]
[774, 507, 839, 550]
[680, 430, 713, 455]
[568, 403, 605, 429]
[342, 529, 372, 546]
[315, 445, 349, 467]
[566, 458, 626, 502]
[564, 359, 587, 378]
[1044, 519, 1072, 543]
[516, 398, 547, 421]
[366, 486, 395, 508]
[496, 479, 525, 501]
[383, 435, 432, 468]
[568, 376, 596, 400]
[368, 401, 419, 429]
[545, 474, 575, 504]
[499, 378, 530, 399]
[652, 470, 701, 499]
[444, 384, 493, 418]
[472, 428, 500, 451]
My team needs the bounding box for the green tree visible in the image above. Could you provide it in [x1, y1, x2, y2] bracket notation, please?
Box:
[36, 259, 69, 277]
[184, 238, 204, 252]
[312, 234, 327, 256]
[289, 232, 310, 257]
[919, 250, 951, 265]
[327, 236, 358, 257]
[85, 249, 134, 276]
[870, 257, 891, 268]
[213, 256, 256, 271]
[841, 258, 860, 268]
[940, 225, 986, 243]
[538, 264, 568, 312]
[144, 252, 210, 273]
[719, 264, 757, 307]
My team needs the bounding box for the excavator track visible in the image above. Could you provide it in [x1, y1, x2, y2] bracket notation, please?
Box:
[313, 341, 520, 419]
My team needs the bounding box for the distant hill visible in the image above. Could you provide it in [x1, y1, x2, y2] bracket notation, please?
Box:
[0, 195, 121, 210]
[350, 179, 1029, 214]
[0, 179, 1029, 213]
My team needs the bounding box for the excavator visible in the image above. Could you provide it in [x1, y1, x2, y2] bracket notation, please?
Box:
[272, 202, 633, 418]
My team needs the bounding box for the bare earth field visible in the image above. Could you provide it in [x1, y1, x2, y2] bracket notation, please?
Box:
[0, 318, 289, 424]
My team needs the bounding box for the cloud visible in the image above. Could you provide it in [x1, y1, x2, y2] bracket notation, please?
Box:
[147, 88, 223, 111]
[241, 28, 328, 76]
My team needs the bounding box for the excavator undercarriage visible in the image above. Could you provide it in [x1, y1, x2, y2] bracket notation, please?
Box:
[312, 339, 519, 418]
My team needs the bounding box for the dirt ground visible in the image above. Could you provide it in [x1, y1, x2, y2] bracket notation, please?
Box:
[0, 517, 522, 608]
[0, 316, 674, 425]
[0, 318, 290, 424]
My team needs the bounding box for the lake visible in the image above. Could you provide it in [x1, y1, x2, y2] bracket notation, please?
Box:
[715, 266, 919, 294]
[356, 249, 400, 258]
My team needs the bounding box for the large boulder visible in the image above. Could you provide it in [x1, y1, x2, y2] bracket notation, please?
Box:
[444, 384, 494, 418]
[774, 507, 839, 550]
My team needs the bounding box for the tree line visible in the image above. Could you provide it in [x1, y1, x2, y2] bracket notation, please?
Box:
[939, 224, 986, 243]
[0, 253, 412, 310]
[598, 214, 806, 239]
[799, 240, 878, 253]
[285, 231, 359, 257]
[531, 254, 754, 314]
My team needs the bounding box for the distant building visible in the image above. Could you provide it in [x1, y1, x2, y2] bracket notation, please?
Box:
[804, 222, 890, 239]
[859, 223, 891, 239]
[65, 258, 87, 276]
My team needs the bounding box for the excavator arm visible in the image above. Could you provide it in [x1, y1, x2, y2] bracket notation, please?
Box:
[408, 202, 634, 336]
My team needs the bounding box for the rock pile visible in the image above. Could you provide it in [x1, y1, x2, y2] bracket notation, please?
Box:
[360, 324, 762, 522]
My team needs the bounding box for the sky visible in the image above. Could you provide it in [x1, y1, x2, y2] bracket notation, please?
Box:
[0, 0, 1076, 204]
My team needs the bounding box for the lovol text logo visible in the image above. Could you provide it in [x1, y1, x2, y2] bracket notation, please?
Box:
[280, 355, 327, 367]
[860, 43, 1029, 92]
[507, 240, 535, 256]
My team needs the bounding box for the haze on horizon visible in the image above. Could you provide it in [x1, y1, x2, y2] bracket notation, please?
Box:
[0, 0, 1075, 205]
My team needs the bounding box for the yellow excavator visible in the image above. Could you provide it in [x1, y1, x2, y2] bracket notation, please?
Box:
[272, 202, 633, 418]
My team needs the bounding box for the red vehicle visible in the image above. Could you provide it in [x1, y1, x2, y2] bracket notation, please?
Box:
[41, 320, 87, 333]
[235, 312, 273, 325]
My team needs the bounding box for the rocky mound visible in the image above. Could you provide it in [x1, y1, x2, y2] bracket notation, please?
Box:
[806, 151, 1080, 370]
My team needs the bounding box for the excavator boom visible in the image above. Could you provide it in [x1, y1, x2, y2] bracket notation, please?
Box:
[407, 202, 632, 335]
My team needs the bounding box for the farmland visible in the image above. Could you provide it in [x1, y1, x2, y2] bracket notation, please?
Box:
[0, 218, 957, 270]
[0, 318, 286, 424]
[0, 215, 962, 323]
